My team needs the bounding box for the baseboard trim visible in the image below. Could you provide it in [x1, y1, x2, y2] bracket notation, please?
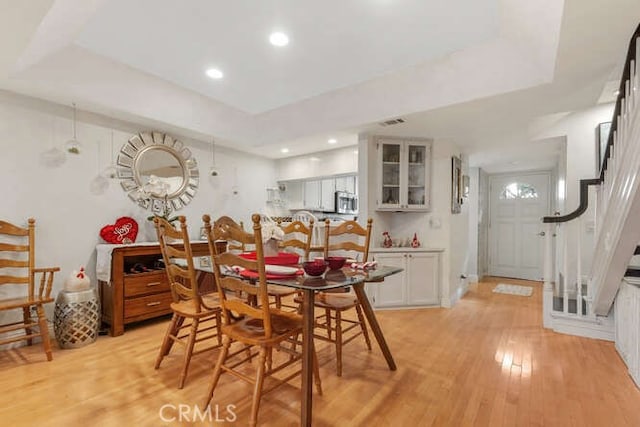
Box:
[549, 315, 615, 341]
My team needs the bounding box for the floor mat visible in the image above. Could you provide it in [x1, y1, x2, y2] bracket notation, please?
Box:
[492, 283, 533, 297]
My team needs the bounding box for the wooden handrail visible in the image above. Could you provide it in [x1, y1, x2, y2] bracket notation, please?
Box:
[542, 179, 600, 223]
[599, 22, 640, 182]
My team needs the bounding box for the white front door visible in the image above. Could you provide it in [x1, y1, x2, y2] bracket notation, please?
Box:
[489, 172, 550, 280]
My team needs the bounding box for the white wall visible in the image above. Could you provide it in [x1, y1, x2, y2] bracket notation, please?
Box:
[0, 92, 277, 319]
[276, 146, 358, 181]
[466, 167, 480, 282]
[531, 103, 614, 209]
[531, 103, 614, 284]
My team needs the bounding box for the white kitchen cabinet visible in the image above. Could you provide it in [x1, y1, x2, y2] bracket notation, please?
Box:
[335, 175, 356, 194]
[304, 178, 336, 212]
[303, 180, 321, 210]
[368, 249, 442, 308]
[376, 138, 432, 211]
[321, 178, 336, 212]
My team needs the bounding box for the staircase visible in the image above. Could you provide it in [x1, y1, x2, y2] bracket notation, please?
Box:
[542, 23, 640, 341]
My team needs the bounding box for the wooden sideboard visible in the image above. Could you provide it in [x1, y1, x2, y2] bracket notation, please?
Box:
[99, 242, 212, 336]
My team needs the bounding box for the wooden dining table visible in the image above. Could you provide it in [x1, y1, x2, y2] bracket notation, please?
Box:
[181, 257, 403, 426]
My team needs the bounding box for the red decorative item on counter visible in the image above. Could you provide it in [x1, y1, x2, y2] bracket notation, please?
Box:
[411, 233, 421, 248]
[100, 217, 139, 244]
[382, 231, 393, 248]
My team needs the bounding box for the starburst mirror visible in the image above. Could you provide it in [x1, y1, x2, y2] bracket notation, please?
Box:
[117, 131, 199, 215]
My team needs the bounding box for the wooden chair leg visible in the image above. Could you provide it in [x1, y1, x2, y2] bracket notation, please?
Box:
[155, 314, 180, 369]
[249, 347, 268, 427]
[166, 315, 185, 355]
[178, 318, 199, 389]
[215, 311, 222, 346]
[312, 340, 323, 396]
[205, 337, 231, 406]
[35, 304, 52, 361]
[266, 347, 273, 372]
[275, 295, 282, 309]
[335, 310, 342, 377]
[325, 308, 332, 340]
[355, 303, 372, 351]
[22, 307, 33, 346]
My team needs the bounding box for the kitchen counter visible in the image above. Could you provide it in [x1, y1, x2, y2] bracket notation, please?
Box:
[370, 247, 445, 253]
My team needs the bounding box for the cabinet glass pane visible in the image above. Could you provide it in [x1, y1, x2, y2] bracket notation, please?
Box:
[407, 144, 427, 206]
[408, 145, 425, 165]
[382, 144, 400, 163]
[383, 186, 400, 205]
[381, 143, 401, 205]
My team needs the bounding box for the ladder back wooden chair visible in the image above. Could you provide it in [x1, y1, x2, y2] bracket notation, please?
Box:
[0, 218, 59, 361]
[268, 219, 315, 310]
[202, 213, 322, 427]
[154, 216, 222, 389]
[315, 218, 374, 376]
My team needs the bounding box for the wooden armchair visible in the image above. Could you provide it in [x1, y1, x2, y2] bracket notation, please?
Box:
[153, 216, 222, 389]
[202, 213, 322, 427]
[314, 218, 374, 376]
[0, 218, 59, 361]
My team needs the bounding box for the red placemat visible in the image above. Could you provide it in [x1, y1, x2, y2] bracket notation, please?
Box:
[239, 251, 299, 266]
[239, 269, 303, 280]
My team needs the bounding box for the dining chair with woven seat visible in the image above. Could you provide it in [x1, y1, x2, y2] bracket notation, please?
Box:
[154, 216, 223, 389]
[313, 218, 374, 376]
[0, 218, 59, 361]
[202, 213, 322, 427]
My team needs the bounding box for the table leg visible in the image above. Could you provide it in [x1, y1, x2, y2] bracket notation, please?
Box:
[301, 289, 314, 426]
[353, 283, 397, 371]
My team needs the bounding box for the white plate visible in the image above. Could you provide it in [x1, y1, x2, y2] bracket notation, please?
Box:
[265, 265, 299, 275]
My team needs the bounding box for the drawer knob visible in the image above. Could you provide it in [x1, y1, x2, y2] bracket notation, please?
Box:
[146, 281, 161, 287]
[146, 301, 161, 307]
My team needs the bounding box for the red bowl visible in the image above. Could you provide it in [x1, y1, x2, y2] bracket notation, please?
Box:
[325, 256, 347, 270]
[302, 260, 327, 277]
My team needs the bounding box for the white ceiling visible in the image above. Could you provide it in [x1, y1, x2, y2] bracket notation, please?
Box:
[1, 0, 639, 171]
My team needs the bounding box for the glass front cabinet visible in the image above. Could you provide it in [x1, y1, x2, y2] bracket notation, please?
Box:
[376, 138, 432, 211]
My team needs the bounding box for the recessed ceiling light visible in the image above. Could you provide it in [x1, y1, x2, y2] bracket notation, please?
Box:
[206, 68, 224, 79]
[280, 148, 289, 153]
[309, 157, 321, 162]
[328, 138, 337, 144]
[269, 32, 289, 47]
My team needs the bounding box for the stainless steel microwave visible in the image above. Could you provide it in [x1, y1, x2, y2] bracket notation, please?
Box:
[335, 191, 358, 214]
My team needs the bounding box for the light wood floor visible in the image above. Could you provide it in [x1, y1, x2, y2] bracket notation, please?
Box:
[2, 277, 640, 426]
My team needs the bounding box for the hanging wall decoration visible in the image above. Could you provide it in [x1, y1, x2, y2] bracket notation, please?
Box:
[451, 156, 462, 214]
[65, 102, 82, 155]
[116, 131, 199, 214]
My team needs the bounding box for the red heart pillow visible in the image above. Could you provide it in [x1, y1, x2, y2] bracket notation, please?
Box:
[100, 217, 138, 244]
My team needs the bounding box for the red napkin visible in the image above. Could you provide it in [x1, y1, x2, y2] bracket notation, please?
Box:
[239, 251, 299, 266]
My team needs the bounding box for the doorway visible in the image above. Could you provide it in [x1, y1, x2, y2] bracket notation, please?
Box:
[489, 171, 551, 280]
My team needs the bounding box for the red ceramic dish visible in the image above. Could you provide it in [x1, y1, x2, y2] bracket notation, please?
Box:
[302, 261, 327, 277]
[325, 256, 346, 270]
[239, 251, 299, 266]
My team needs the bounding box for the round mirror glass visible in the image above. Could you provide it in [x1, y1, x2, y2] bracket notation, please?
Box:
[135, 147, 185, 197]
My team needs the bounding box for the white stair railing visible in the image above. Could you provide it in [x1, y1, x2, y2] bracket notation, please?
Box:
[543, 25, 640, 323]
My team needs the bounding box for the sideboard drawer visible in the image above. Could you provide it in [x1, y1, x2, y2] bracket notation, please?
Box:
[124, 271, 169, 297]
[124, 292, 173, 321]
